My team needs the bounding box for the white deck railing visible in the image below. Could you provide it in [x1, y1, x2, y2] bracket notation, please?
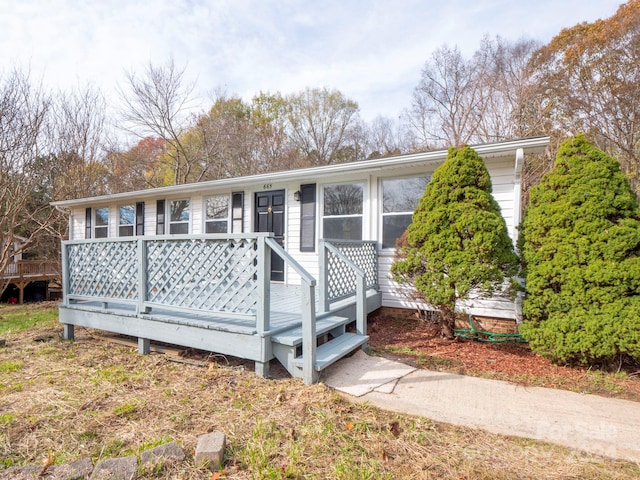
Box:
[319, 239, 379, 341]
[61, 234, 378, 384]
[62, 234, 268, 322]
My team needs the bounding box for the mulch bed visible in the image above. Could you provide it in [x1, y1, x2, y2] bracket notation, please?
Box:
[367, 312, 640, 402]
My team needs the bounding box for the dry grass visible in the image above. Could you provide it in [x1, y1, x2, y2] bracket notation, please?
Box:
[0, 303, 639, 479]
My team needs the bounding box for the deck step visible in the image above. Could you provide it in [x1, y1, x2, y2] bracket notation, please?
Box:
[271, 315, 351, 347]
[293, 333, 368, 372]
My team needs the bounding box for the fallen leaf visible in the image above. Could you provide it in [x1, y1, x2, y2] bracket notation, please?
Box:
[389, 421, 402, 437]
[346, 421, 354, 431]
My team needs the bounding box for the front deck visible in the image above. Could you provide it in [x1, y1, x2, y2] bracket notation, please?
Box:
[59, 235, 381, 384]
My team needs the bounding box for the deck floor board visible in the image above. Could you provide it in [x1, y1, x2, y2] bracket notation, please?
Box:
[62, 283, 357, 335]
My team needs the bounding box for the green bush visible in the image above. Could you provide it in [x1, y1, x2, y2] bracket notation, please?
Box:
[392, 146, 518, 338]
[520, 135, 640, 366]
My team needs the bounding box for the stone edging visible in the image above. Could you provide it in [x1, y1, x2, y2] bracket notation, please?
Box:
[0, 432, 226, 480]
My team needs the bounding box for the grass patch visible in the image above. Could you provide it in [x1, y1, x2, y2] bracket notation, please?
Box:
[0, 317, 638, 478]
[0, 360, 23, 372]
[0, 303, 58, 334]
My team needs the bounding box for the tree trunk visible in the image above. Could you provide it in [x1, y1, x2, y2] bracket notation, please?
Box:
[439, 305, 457, 340]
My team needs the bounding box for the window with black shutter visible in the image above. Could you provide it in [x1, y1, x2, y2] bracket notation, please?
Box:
[299, 184, 316, 252]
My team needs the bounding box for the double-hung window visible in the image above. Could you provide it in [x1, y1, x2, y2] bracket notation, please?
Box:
[322, 183, 363, 241]
[169, 199, 190, 234]
[381, 176, 430, 248]
[204, 195, 229, 233]
[118, 205, 135, 237]
[94, 207, 109, 238]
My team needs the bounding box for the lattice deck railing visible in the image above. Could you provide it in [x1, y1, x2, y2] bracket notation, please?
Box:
[62, 235, 269, 322]
[321, 239, 378, 303]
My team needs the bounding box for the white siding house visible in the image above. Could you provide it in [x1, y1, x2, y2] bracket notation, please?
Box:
[51, 137, 549, 382]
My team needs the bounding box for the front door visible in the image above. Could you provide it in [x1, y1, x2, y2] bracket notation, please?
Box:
[254, 190, 285, 281]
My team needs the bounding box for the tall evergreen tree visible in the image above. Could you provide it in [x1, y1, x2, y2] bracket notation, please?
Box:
[392, 146, 519, 338]
[520, 135, 640, 366]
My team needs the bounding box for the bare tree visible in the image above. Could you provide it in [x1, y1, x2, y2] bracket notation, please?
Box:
[118, 59, 197, 185]
[405, 45, 489, 148]
[476, 36, 543, 142]
[47, 85, 109, 200]
[285, 87, 363, 166]
[0, 69, 52, 294]
[365, 115, 413, 158]
[405, 38, 543, 150]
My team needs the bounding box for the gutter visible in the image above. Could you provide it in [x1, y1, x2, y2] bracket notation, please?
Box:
[51, 136, 551, 209]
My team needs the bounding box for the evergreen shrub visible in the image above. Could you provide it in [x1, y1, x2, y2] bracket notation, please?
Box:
[520, 135, 640, 366]
[392, 146, 519, 338]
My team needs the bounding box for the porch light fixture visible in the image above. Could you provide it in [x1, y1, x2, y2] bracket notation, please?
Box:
[294, 190, 301, 201]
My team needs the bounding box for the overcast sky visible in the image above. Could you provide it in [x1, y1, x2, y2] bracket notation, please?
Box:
[0, 0, 624, 123]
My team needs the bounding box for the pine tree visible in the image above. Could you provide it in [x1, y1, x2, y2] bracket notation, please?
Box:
[520, 135, 640, 366]
[391, 146, 519, 338]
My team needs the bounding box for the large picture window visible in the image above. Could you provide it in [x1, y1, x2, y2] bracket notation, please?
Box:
[118, 204, 135, 237]
[204, 195, 229, 233]
[94, 207, 109, 238]
[169, 199, 190, 234]
[323, 183, 363, 241]
[381, 176, 429, 248]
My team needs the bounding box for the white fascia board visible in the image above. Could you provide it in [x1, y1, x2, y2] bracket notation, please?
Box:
[51, 136, 550, 208]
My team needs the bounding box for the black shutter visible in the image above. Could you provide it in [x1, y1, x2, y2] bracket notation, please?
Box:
[300, 184, 316, 252]
[136, 202, 145, 236]
[231, 192, 244, 233]
[156, 200, 165, 235]
[85, 207, 92, 239]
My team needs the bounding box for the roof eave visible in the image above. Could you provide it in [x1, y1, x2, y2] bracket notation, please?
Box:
[51, 136, 550, 208]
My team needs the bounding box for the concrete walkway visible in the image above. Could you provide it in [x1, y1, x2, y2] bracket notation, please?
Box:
[323, 351, 640, 462]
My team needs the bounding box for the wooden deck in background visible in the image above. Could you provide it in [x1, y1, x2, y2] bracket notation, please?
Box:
[1, 260, 61, 303]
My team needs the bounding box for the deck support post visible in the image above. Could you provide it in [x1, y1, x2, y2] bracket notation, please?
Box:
[63, 323, 75, 340]
[255, 360, 269, 378]
[16, 281, 27, 305]
[138, 337, 150, 354]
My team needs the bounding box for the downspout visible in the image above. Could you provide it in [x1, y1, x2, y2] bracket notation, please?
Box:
[512, 148, 524, 244]
[513, 148, 524, 325]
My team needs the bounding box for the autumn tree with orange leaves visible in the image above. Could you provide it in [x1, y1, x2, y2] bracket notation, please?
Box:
[528, 0, 640, 192]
